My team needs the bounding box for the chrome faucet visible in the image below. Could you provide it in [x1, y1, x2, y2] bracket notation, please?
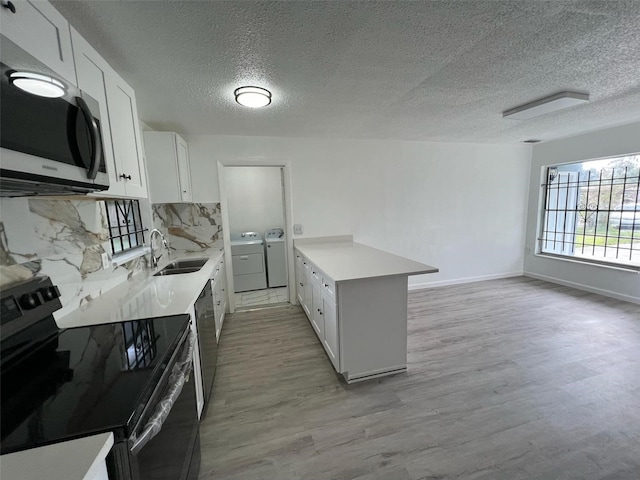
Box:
[149, 229, 169, 268]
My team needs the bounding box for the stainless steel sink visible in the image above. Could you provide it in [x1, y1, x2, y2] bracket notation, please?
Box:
[153, 258, 208, 276]
[162, 258, 208, 270]
[154, 267, 201, 276]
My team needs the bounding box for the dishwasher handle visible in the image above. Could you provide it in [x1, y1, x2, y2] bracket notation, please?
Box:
[129, 330, 196, 456]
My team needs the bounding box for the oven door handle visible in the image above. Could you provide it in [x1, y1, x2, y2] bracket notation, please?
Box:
[75, 96, 103, 180]
[129, 330, 196, 456]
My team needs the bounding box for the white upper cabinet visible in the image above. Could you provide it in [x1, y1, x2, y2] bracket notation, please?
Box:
[70, 27, 148, 199]
[71, 28, 117, 194]
[144, 132, 193, 203]
[105, 73, 148, 198]
[0, 0, 76, 85]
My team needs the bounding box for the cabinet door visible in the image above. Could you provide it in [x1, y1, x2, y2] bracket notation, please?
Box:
[323, 296, 339, 370]
[219, 262, 228, 315]
[70, 28, 123, 196]
[212, 278, 222, 341]
[212, 261, 227, 342]
[1, 0, 76, 85]
[105, 71, 148, 198]
[144, 132, 179, 202]
[311, 283, 324, 339]
[302, 261, 312, 318]
[296, 266, 305, 305]
[175, 135, 192, 202]
[295, 251, 303, 271]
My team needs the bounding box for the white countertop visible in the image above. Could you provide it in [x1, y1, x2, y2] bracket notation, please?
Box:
[56, 249, 224, 328]
[0, 432, 114, 480]
[294, 238, 438, 282]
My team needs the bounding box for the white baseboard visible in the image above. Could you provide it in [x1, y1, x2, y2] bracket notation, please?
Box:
[408, 271, 523, 291]
[524, 271, 640, 305]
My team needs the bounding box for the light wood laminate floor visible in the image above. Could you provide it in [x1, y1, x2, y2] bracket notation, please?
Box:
[199, 277, 640, 480]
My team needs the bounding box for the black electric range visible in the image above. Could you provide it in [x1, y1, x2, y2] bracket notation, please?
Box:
[0, 275, 200, 480]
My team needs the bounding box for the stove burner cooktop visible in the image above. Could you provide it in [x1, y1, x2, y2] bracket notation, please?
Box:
[0, 276, 190, 455]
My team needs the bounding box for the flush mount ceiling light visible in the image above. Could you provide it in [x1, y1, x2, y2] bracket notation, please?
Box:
[503, 91, 589, 120]
[234, 86, 271, 108]
[9, 71, 67, 98]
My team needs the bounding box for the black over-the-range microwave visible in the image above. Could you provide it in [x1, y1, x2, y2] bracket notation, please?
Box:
[0, 36, 109, 197]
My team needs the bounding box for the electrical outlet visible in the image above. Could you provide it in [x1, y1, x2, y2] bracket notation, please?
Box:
[101, 252, 111, 270]
[293, 224, 304, 235]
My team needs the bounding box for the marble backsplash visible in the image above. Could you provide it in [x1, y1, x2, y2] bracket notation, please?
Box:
[0, 197, 147, 317]
[0, 198, 223, 319]
[151, 202, 223, 254]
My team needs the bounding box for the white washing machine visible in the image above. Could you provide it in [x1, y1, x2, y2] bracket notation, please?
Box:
[230, 232, 267, 292]
[264, 228, 287, 288]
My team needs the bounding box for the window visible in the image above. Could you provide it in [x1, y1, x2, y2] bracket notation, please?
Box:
[104, 199, 147, 255]
[539, 154, 640, 269]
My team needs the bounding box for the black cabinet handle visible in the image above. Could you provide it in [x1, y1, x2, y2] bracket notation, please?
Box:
[2, 1, 16, 13]
[119, 173, 132, 180]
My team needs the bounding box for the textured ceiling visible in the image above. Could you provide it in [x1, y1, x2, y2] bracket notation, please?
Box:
[51, 0, 640, 143]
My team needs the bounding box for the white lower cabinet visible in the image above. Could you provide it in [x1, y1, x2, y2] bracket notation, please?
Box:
[322, 296, 339, 370]
[298, 261, 312, 318]
[212, 259, 227, 341]
[302, 262, 312, 317]
[311, 282, 324, 339]
[295, 246, 414, 383]
[296, 249, 340, 372]
[296, 267, 304, 305]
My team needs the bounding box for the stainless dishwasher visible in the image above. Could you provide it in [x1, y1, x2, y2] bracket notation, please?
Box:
[194, 281, 218, 413]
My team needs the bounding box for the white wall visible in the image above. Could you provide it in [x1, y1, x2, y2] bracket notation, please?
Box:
[187, 135, 532, 288]
[524, 122, 640, 303]
[225, 166, 284, 234]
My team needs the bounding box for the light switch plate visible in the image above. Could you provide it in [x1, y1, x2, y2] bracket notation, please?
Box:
[101, 252, 111, 270]
[293, 224, 303, 235]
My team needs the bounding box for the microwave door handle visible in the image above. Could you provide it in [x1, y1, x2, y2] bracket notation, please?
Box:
[129, 331, 196, 456]
[75, 96, 102, 180]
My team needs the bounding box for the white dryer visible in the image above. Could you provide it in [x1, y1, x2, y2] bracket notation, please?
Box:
[230, 232, 267, 292]
[264, 228, 287, 288]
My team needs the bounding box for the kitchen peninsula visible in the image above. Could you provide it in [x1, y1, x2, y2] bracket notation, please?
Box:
[294, 236, 438, 383]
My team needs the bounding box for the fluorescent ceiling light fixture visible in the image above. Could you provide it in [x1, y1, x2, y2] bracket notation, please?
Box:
[234, 86, 271, 108]
[503, 91, 589, 120]
[9, 71, 66, 98]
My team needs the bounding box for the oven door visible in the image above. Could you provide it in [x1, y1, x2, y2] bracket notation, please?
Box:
[123, 330, 200, 480]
